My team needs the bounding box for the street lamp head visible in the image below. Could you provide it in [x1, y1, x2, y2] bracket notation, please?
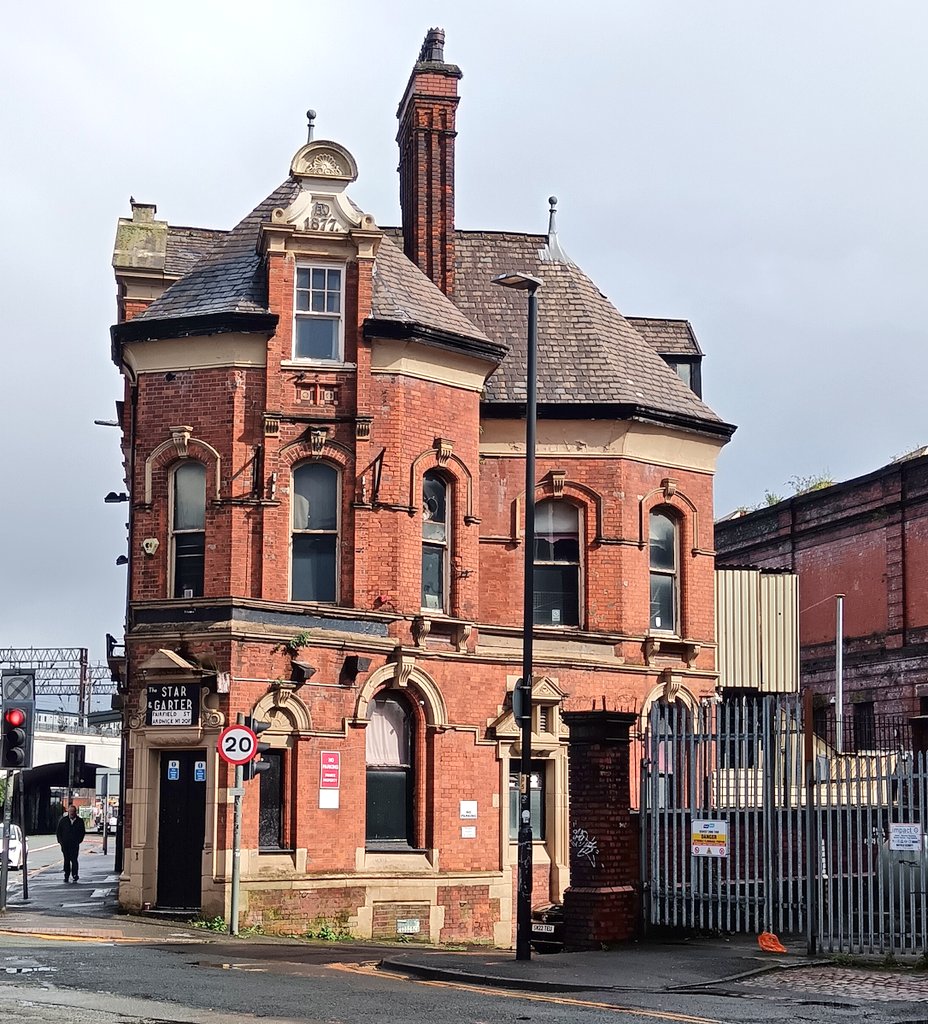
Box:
[492, 272, 543, 293]
[104, 492, 129, 504]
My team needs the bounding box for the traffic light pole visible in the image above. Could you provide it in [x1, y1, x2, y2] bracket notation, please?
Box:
[0, 770, 13, 911]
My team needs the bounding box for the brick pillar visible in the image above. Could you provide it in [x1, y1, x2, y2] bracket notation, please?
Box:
[395, 28, 461, 296]
[562, 710, 640, 948]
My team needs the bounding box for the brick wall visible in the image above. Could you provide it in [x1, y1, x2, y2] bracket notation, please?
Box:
[716, 455, 928, 717]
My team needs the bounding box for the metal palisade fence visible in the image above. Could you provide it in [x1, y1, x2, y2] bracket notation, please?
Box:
[641, 694, 928, 955]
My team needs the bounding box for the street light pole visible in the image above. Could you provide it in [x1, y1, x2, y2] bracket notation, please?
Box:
[492, 271, 543, 961]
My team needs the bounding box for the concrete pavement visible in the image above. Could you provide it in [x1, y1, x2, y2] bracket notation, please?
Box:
[380, 936, 822, 994]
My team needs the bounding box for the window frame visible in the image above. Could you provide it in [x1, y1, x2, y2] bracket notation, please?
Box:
[365, 692, 416, 849]
[257, 749, 288, 852]
[421, 470, 451, 614]
[290, 461, 340, 604]
[532, 499, 582, 628]
[169, 460, 206, 600]
[292, 263, 345, 363]
[648, 508, 680, 635]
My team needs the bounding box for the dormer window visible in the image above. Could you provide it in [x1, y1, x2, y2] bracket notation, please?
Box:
[294, 266, 343, 361]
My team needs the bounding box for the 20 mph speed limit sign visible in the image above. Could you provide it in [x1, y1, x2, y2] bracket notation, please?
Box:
[217, 724, 259, 765]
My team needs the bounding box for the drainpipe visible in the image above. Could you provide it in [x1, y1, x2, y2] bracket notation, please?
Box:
[835, 594, 845, 754]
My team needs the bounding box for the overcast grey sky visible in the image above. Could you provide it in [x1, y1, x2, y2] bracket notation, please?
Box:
[2, 1, 926, 661]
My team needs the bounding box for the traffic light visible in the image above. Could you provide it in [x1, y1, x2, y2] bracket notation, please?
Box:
[244, 717, 271, 781]
[1, 702, 34, 769]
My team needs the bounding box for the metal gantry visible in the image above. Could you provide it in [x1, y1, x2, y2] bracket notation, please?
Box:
[0, 648, 115, 718]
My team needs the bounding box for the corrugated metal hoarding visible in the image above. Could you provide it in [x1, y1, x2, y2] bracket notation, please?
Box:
[715, 568, 799, 693]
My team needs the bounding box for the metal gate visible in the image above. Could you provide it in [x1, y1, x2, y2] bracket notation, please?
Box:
[642, 696, 808, 937]
[813, 750, 928, 954]
[641, 695, 928, 954]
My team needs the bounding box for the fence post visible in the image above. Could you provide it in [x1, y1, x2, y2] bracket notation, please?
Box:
[803, 689, 818, 955]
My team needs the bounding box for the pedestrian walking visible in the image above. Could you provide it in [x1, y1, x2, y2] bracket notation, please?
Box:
[56, 804, 86, 883]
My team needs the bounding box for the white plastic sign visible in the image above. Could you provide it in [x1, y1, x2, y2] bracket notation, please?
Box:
[692, 819, 728, 858]
[217, 724, 258, 765]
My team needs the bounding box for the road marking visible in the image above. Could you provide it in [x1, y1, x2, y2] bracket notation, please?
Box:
[104, 875, 120, 882]
[91, 888, 114, 898]
[332, 964, 726, 1024]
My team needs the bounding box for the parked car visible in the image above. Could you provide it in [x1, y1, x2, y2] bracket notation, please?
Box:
[530, 902, 565, 953]
[1, 824, 25, 871]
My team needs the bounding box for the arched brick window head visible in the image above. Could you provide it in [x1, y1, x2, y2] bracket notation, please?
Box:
[534, 500, 580, 626]
[172, 461, 206, 598]
[649, 510, 679, 633]
[292, 463, 339, 602]
[421, 471, 449, 613]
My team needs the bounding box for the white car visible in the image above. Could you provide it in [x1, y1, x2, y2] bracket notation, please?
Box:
[1, 824, 25, 870]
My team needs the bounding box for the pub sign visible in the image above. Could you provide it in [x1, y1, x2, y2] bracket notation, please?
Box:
[145, 684, 200, 727]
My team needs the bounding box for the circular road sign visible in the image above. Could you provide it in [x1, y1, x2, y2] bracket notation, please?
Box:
[218, 724, 259, 765]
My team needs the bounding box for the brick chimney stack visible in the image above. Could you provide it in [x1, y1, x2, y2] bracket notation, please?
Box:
[396, 27, 462, 296]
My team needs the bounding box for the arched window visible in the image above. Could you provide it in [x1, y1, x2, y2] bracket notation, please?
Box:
[649, 510, 678, 632]
[291, 463, 339, 602]
[171, 461, 206, 598]
[421, 471, 449, 612]
[366, 693, 414, 846]
[533, 500, 580, 626]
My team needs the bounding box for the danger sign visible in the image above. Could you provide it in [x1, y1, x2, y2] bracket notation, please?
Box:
[692, 819, 728, 858]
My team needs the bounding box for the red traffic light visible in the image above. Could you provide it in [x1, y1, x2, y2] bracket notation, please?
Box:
[4, 708, 26, 728]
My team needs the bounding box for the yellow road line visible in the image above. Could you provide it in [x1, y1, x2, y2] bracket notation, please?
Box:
[0, 929, 166, 944]
[329, 963, 726, 1024]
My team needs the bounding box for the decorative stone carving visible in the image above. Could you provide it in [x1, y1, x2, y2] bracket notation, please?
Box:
[201, 689, 224, 729]
[662, 477, 678, 500]
[128, 688, 147, 731]
[411, 617, 431, 648]
[309, 428, 327, 457]
[452, 621, 473, 654]
[660, 668, 683, 704]
[356, 417, 372, 441]
[434, 437, 453, 466]
[550, 470, 567, 497]
[392, 649, 416, 688]
[169, 425, 192, 458]
[306, 153, 346, 176]
[264, 415, 281, 436]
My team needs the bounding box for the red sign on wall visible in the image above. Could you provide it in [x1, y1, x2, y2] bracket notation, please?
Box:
[320, 751, 341, 789]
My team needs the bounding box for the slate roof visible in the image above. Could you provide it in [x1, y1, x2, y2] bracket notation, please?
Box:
[134, 180, 302, 322]
[370, 235, 494, 346]
[450, 231, 726, 428]
[626, 317, 703, 358]
[125, 191, 728, 433]
[164, 226, 227, 278]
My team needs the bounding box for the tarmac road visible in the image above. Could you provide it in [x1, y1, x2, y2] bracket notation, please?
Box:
[2, 847, 928, 1024]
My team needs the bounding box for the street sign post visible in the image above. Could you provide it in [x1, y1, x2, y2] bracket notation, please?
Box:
[217, 723, 258, 766]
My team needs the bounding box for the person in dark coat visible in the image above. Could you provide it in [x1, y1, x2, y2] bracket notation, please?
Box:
[56, 805, 86, 883]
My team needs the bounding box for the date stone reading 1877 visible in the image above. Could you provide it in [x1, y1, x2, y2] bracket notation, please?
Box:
[145, 684, 199, 727]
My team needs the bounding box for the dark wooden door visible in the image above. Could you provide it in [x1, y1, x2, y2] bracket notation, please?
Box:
[157, 750, 206, 908]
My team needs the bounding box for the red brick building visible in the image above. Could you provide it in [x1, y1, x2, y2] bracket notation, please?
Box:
[108, 30, 734, 943]
[715, 451, 928, 745]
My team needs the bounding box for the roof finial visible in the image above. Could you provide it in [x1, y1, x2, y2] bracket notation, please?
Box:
[542, 194, 573, 265]
[419, 27, 445, 63]
[547, 195, 558, 236]
[306, 109, 317, 143]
